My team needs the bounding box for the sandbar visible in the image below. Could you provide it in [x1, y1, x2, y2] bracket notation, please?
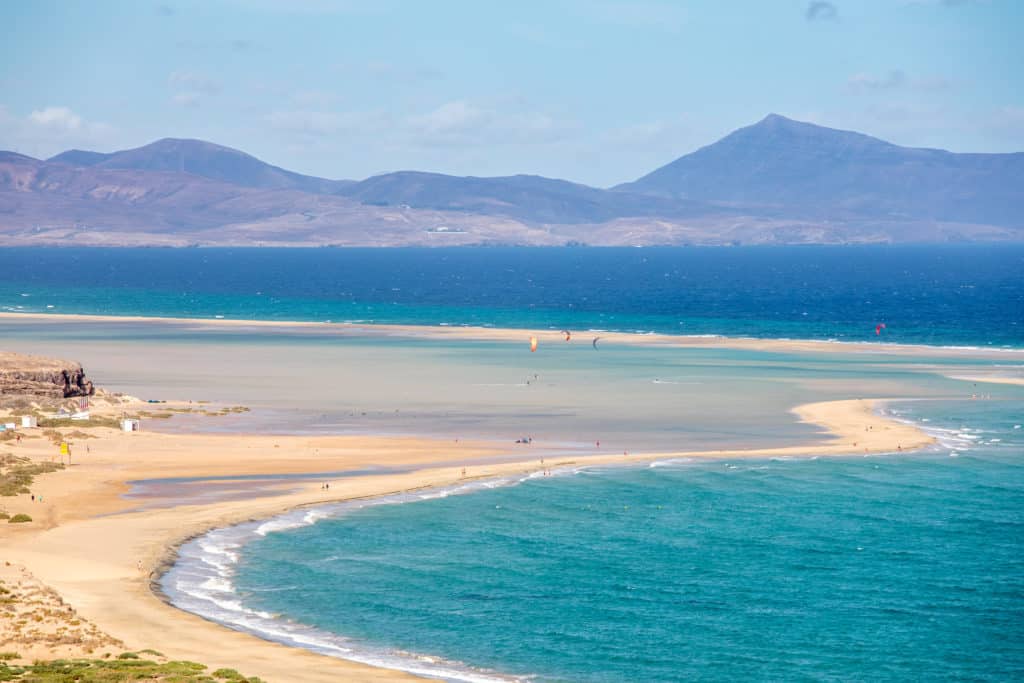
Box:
[3, 311, 1021, 360]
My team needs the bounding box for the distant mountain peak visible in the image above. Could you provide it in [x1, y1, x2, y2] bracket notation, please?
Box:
[614, 114, 1023, 228]
[45, 137, 352, 194]
[733, 113, 888, 145]
[758, 112, 792, 124]
[48, 149, 111, 166]
[143, 137, 252, 154]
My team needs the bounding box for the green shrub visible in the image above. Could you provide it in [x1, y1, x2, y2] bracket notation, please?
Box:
[0, 457, 64, 497]
[7, 514, 31, 524]
[0, 654, 253, 681]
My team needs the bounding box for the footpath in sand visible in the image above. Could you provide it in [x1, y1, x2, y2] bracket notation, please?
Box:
[0, 393, 933, 682]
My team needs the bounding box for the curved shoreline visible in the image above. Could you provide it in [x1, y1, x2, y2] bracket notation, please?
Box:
[157, 397, 934, 683]
[3, 310, 1022, 358]
[2, 397, 935, 682]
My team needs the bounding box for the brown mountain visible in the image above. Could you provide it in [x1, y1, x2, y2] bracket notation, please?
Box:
[1, 118, 1022, 246]
[49, 138, 354, 194]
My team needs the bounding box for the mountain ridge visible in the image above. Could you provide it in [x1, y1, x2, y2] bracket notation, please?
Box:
[2, 114, 1021, 246]
[47, 137, 355, 195]
[616, 114, 1024, 226]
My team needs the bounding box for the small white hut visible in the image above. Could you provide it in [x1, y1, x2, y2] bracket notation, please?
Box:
[21, 415, 38, 428]
[121, 418, 141, 432]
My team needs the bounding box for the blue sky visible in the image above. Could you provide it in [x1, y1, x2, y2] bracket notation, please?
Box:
[1, 0, 1021, 186]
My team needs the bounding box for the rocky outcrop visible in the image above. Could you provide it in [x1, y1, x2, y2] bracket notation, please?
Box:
[0, 352, 95, 401]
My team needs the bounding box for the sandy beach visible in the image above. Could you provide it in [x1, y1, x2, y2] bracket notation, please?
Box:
[1, 388, 933, 682]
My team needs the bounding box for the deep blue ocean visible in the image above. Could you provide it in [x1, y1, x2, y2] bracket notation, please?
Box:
[2, 245, 1022, 346]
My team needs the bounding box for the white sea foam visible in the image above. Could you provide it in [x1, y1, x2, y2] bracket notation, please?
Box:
[648, 457, 696, 468]
[254, 517, 306, 536]
[164, 476, 544, 682]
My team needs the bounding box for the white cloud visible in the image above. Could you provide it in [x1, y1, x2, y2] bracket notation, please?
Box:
[0, 105, 113, 158]
[28, 106, 83, 131]
[410, 101, 489, 137]
[407, 101, 569, 147]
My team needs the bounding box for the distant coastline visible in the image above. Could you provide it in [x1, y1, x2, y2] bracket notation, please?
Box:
[3, 115, 1021, 247]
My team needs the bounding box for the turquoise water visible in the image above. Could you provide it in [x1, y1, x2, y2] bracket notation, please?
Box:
[7, 246, 1021, 679]
[164, 397, 1024, 682]
[6, 314, 1013, 451]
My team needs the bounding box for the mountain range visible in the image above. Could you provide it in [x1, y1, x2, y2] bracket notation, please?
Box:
[1, 114, 1020, 247]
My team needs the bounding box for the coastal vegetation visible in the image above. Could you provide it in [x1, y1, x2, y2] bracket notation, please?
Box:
[0, 656, 263, 682]
[0, 455, 63, 497]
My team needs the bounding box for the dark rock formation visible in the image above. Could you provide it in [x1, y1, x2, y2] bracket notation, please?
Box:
[0, 352, 95, 401]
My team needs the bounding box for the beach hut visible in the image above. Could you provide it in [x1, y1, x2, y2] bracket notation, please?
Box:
[21, 415, 37, 428]
[3, 422, 16, 431]
[121, 418, 141, 432]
